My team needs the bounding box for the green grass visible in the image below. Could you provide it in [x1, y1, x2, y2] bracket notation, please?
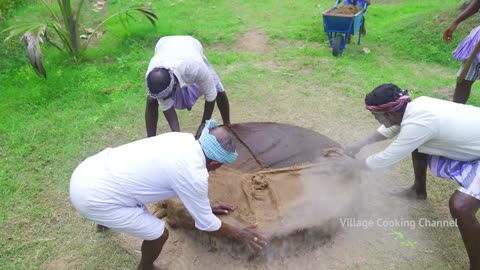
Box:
[0, 0, 478, 269]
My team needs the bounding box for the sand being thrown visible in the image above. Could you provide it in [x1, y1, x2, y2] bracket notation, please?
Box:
[154, 154, 361, 258]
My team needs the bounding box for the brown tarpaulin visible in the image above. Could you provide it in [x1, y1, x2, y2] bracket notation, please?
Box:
[224, 122, 342, 172]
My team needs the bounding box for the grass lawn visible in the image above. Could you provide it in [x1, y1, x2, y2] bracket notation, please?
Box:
[1, 0, 479, 269]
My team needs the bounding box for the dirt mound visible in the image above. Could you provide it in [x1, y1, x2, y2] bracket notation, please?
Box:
[328, 5, 361, 15]
[118, 122, 361, 263]
[156, 156, 361, 259]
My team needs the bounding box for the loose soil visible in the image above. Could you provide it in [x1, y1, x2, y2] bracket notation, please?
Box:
[328, 5, 361, 15]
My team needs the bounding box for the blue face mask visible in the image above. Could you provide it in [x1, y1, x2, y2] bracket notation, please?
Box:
[199, 119, 238, 164]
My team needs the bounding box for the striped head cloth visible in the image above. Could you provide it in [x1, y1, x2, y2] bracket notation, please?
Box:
[146, 67, 176, 100]
[199, 119, 238, 164]
[366, 90, 411, 113]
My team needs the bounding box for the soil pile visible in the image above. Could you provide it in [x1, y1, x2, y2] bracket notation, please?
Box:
[118, 122, 361, 262]
[328, 5, 361, 15]
[156, 155, 361, 258]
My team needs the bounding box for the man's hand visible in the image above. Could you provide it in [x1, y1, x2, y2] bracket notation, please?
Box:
[235, 224, 267, 252]
[195, 122, 205, 139]
[344, 145, 361, 157]
[211, 202, 235, 215]
[443, 24, 457, 42]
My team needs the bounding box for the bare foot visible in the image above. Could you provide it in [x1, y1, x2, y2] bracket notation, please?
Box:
[96, 224, 109, 232]
[390, 186, 427, 200]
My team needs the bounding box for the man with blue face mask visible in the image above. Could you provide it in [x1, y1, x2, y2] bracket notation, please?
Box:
[70, 120, 266, 270]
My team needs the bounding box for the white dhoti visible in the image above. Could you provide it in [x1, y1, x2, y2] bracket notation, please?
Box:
[69, 149, 165, 241]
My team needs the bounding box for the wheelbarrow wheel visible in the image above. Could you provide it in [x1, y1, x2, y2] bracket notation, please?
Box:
[332, 35, 344, 57]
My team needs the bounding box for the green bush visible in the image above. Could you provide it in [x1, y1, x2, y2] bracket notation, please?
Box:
[0, 0, 29, 15]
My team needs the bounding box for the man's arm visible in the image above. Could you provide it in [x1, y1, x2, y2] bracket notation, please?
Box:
[186, 59, 217, 137]
[444, 0, 480, 42]
[345, 130, 388, 157]
[195, 100, 215, 138]
[163, 106, 180, 132]
[210, 222, 267, 252]
[145, 96, 159, 137]
[364, 124, 435, 170]
[174, 180, 267, 252]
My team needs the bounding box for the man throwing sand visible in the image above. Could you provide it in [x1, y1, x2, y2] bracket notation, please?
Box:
[346, 84, 480, 269]
[70, 120, 266, 270]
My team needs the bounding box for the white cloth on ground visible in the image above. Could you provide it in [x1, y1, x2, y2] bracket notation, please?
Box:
[367, 96, 480, 169]
[69, 133, 221, 240]
[146, 36, 218, 111]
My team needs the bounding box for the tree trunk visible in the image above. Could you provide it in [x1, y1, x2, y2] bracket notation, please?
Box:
[62, 0, 79, 59]
[460, 0, 474, 11]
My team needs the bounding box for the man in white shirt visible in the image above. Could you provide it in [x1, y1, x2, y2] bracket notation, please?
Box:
[70, 120, 265, 270]
[145, 36, 230, 138]
[347, 84, 480, 270]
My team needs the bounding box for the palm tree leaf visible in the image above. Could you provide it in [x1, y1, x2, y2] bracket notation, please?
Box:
[40, 0, 61, 24]
[48, 21, 74, 56]
[85, 4, 158, 47]
[21, 26, 47, 78]
[132, 6, 158, 25]
[135, 7, 158, 20]
[3, 22, 47, 42]
[75, 0, 86, 31]
[56, 0, 68, 28]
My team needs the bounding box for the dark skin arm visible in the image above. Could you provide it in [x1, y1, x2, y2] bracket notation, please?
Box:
[211, 222, 267, 252]
[145, 96, 159, 137]
[195, 100, 216, 138]
[345, 131, 388, 157]
[216, 92, 231, 125]
[444, 0, 480, 42]
[211, 202, 235, 215]
[163, 106, 180, 133]
[208, 202, 266, 252]
[146, 96, 181, 136]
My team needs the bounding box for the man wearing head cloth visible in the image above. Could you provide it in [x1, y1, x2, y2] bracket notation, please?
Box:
[145, 35, 231, 138]
[69, 120, 266, 270]
[346, 83, 480, 269]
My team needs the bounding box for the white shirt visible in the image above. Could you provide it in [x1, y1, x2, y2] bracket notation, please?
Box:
[94, 133, 221, 231]
[366, 96, 480, 169]
[146, 36, 217, 111]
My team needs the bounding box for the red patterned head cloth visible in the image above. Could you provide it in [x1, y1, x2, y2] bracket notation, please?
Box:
[366, 90, 410, 113]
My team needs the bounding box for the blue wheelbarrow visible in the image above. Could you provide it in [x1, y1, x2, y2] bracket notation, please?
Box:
[322, 0, 368, 56]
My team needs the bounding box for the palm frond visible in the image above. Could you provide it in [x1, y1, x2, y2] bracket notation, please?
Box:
[48, 21, 74, 56]
[21, 26, 47, 78]
[40, 0, 61, 24]
[86, 4, 157, 46]
[75, 0, 86, 31]
[2, 22, 45, 42]
[131, 5, 158, 26]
